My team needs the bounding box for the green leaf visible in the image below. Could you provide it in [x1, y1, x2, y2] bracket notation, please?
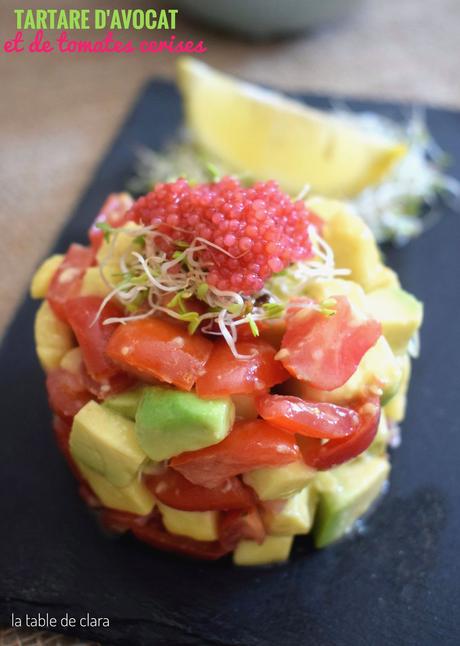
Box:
[174, 240, 189, 249]
[246, 314, 259, 337]
[196, 283, 209, 300]
[262, 302, 285, 318]
[96, 221, 115, 243]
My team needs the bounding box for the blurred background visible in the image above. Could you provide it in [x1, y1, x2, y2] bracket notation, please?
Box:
[0, 0, 459, 337]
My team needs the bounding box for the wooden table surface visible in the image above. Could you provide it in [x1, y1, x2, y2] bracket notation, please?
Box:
[0, 0, 459, 642]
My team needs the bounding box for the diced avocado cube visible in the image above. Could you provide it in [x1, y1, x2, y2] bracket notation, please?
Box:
[384, 354, 411, 423]
[59, 347, 82, 375]
[157, 502, 218, 541]
[243, 461, 316, 501]
[34, 301, 74, 372]
[366, 287, 423, 355]
[103, 386, 145, 420]
[366, 265, 401, 291]
[368, 412, 390, 455]
[263, 484, 318, 536]
[231, 394, 258, 420]
[135, 387, 234, 461]
[30, 254, 64, 299]
[233, 536, 293, 566]
[70, 401, 148, 488]
[77, 463, 155, 516]
[80, 267, 111, 298]
[305, 278, 368, 312]
[294, 336, 402, 405]
[313, 454, 390, 548]
[311, 199, 384, 291]
[96, 221, 143, 285]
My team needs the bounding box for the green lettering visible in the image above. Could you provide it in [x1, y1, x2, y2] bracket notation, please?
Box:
[157, 10, 169, 29]
[24, 12, 35, 29]
[94, 9, 107, 29]
[35, 9, 47, 30]
[14, 9, 24, 29]
[145, 9, 157, 29]
[110, 12, 122, 30]
[169, 9, 178, 29]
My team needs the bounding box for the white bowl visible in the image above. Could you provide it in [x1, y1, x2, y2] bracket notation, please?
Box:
[177, 0, 363, 39]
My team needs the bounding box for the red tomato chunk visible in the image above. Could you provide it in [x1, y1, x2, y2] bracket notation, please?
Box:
[105, 317, 213, 391]
[171, 419, 300, 488]
[88, 193, 134, 252]
[297, 397, 381, 470]
[46, 368, 92, 419]
[145, 469, 255, 512]
[196, 339, 289, 397]
[47, 244, 95, 322]
[280, 296, 381, 391]
[256, 394, 360, 439]
[65, 296, 123, 381]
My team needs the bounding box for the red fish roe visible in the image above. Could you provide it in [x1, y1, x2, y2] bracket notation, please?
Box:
[128, 177, 317, 295]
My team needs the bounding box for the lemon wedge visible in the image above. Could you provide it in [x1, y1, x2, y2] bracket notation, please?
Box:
[177, 58, 406, 198]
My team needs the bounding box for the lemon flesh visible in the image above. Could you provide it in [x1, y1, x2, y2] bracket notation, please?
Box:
[177, 58, 406, 198]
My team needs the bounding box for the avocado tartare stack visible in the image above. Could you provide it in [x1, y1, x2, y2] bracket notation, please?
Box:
[31, 178, 423, 565]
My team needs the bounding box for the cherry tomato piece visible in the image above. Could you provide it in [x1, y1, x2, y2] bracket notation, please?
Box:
[297, 397, 381, 470]
[106, 317, 213, 391]
[171, 420, 301, 489]
[145, 469, 255, 512]
[280, 296, 381, 391]
[256, 394, 360, 439]
[195, 339, 289, 397]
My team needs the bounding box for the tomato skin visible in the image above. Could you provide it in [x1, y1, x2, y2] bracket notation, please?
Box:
[106, 317, 213, 391]
[219, 507, 266, 551]
[145, 469, 255, 512]
[171, 419, 301, 488]
[195, 339, 289, 397]
[88, 193, 134, 252]
[47, 244, 95, 322]
[280, 296, 381, 391]
[256, 394, 360, 439]
[46, 368, 92, 418]
[65, 296, 123, 381]
[297, 397, 381, 470]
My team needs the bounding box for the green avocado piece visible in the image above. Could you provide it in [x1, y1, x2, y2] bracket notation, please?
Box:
[102, 386, 145, 420]
[366, 287, 423, 355]
[313, 454, 390, 548]
[77, 463, 155, 516]
[70, 400, 148, 487]
[384, 353, 411, 422]
[135, 386, 235, 461]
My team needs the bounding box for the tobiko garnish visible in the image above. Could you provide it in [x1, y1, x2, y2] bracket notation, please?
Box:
[128, 177, 316, 294]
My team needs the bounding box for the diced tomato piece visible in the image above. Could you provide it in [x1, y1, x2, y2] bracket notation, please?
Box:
[280, 296, 381, 391]
[65, 296, 123, 381]
[46, 368, 92, 418]
[88, 193, 134, 252]
[195, 339, 289, 397]
[297, 397, 381, 470]
[256, 394, 360, 439]
[171, 420, 301, 488]
[131, 516, 230, 560]
[219, 507, 266, 551]
[47, 244, 95, 322]
[106, 317, 213, 391]
[80, 365, 136, 400]
[145, 469, 255, 512]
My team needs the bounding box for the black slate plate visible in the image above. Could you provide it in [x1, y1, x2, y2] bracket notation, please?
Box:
[1, 81, 460, 646]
